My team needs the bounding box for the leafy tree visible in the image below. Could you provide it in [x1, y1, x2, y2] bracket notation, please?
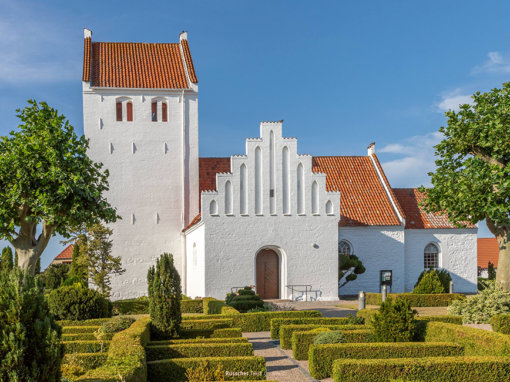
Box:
[40, 263, 70, 290]
[0, 268, 63, 381]
[338, 253, 366, 288]
[75, 224, 124, 297]
[421, 83, 510, 289]
[0, 247, 13, 272]
[0, 100, 118, 275]
[488, 261, 497, 280]
[148, 253, 182, 339]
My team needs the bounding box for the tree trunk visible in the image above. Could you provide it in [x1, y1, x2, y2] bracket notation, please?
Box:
[496, 230, 510, 290]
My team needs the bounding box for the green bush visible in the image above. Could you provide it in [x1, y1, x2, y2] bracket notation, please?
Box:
[97, 316, 136, 336]
[148, 253, 182, 339]
[280, 324, 363, 349]
[270, 317, 361, 339]
[365, 292, 465, 307]
[414, 269, 452, 293]
[146, 342, 254, 360]
[63, 333, 114, 341]
[371, 297, 418, 342]
[181, 299, 203, 313]
[413, 270, 445, 294]
[448, 281, 510, 323]
[180, 327, 243, 339]
[292, 329, 373, 360]
[47, 284, 112, 320]
[313, 331, 347, 344]
[58, 318, 111, 326]
[40, 263, 71, 290]
[0, 246, 13, 272]
[0, 268, 63, 382]
[226, 287, 264, 313]
[357, 309, 462, 327]
[61, 353, 108, 379]
[112, 296, 149, 315]
[356, 308, 378, 322]
[181, 318, 233, 330]
[332, 356, 510, 382]
[490, 313, 510, 334]
[63, 340, 111, 354]
[75, 317, 151, 381]
[149, 337, 249, 345]
[62, 326, 101, 334]
[309, 342, 465, 380]
[147, 356, 266, 381]
[424, 321, 510, 356]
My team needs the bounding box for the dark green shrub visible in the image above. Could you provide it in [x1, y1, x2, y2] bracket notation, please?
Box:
[47, 284, 112, 320]
[40, 263, 70, 290]
[413, 271, 445, 294]
[415, 269, 452, 293]
[148, 253, 182, 339]
[488, 261, 497, 280]
[490, 313, 510, 334]
[112, 296, 149, 315]
[332, 356, 510, 382]
[226, 287, 264, 313]
[371, 297, 418, 342]
[181, 299, 203, 313]
[98, 316, 136, 335]
[313, 330, 346, 344]
[146, 342, 254, 361]
[270, 316, 358, 339]
[0, 246, 13, 272]
[280, 324, 362, 349]
[0, 268, 63, 381]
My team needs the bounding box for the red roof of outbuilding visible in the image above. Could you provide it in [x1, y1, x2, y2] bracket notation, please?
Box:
[55, 244, 74, 260]
[478, 238, 499, 268]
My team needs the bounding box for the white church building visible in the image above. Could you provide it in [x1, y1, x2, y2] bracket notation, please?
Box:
[82, 30, 478, 301]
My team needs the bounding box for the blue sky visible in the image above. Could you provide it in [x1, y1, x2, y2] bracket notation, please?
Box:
[1, 0, 509, 269]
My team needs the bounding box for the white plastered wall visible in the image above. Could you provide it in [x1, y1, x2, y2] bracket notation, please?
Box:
[185, 223, 205, 298]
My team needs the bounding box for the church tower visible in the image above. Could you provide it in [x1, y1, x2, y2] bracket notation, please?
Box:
[82, 29, 199, 299]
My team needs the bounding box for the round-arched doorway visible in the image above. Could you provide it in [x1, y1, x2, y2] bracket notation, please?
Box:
[256, 248, 280, 299]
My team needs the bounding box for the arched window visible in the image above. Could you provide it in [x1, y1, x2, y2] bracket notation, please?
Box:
[116, 101, 123, 121]
[312, 181, 319, 215]
[192, 243, 197, 266]
[424, 243, 439, 269]
[126, 102, 133, 122]
[151, 101, 157, 122]
[297, 163, 304, 214]
[240, 164, 247, 215]
[225, 181, 233, 215]
[338, 240, 352, 256]
[162, 102, 168, 122]
[326, 200, 333, 215]
[209, 200, 218, 215]
[255, 146, 262, 215]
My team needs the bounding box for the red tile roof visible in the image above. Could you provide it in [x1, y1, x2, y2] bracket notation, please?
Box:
[478, 238, 499, 268]
[199, 157, 231, 193]
[181, 39, 198, 84]
[55, 244, 73, 260]
[82, 37, 91, 82]
[183, 213, 202, 232]
[370, 154, 405, 221]
[393, 188, 476, 229]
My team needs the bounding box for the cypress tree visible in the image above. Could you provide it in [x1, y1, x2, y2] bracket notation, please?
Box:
[147, 253, 182, 339]
[0, 247, 13, 272]
[14, 250, 18, 268]
[35, 257, 41, 274]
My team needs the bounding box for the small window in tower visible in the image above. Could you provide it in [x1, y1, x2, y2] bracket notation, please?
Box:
[151, 102, 157, 122]
[116, 102, 122, 121]
[162, 102, 168, 122]
[126, 102, 133, 122]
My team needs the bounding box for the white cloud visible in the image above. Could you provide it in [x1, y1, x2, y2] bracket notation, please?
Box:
[471, 51, 510, 75]
[436, 89, 472, 113]
[379, 132, 442, 188]
[0, 1, 79, 84]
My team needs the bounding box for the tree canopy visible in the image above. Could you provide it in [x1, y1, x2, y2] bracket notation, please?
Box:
[0, 100, 118, 274]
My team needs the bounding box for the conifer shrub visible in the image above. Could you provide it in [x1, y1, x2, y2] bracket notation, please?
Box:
[40, 263, 70, 290]
[97, 316, 136, 336]
[47, 284, 112, 320]
[148, 253, 182, 339]
[226, 287, 264, 313]
[413, 270, 445, 294]
[0, 246, 13, 272]
[313, 330, 347, 345]
[0, 268, 63, 381]
[371, 297, 418, 342]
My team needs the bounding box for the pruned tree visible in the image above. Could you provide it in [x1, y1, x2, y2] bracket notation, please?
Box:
[0, 247, 13, 272]
[0, 100, 118, 275]
[421, 82, 510, 289]
[338, 254, 365, 288]
[76, 224, 124, 297]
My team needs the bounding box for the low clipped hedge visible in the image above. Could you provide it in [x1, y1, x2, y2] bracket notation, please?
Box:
[180, 327, 243, 339]
[62, 333, 114, 341]
[182, 310, 321, 332]
[146, 342, 254, 361]
[357, 309, 462, 326]
[270, 317, 360, 339]
[332, 356, 510, 382]
[149, 337, 249, 345]
[63, 340, 111, 354]
[181, 299, 203, 314]
[62, 326, 101, 334]
[425, 321, 510, 356]
[180, 318, 233, 330]
[490, 313, 510, 334]
[147, 356, 266, 381]
[365, 292, 465, 307]
[280, 324, 363, 349]
[309, 342, 464, 380]
[58, 318, 111, 327]
[292, 329, 374, 360]
[112, 296, 149, 315]
[62, 352, 109, 374]
[75, 316, 151, 381]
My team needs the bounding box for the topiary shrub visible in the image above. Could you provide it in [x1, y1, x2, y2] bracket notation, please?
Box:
[225, 287, 264, 313]
[413, 270, 445, 294]
[313, 330, 346, 344]
[148, 253, 182, 339]
[448, 281, 510, 323]
[97, 316, 135, 335]
[371, 297, 418, 342]
[47, 283, 112, 320]
[0, 268, 63, 381]
[40, 263, 70, 290]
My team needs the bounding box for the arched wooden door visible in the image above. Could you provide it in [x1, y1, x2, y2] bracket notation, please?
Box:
[256, 249, 279, 299]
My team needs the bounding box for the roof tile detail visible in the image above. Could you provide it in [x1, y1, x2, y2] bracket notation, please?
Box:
[370, 154, 405, 222]
[82, 37, 91, 82]
[393, 188, 475, 229]
[55, 244, 74, 260]
[90, 42, 191, 89]
[478, 238, 499, 268]
[181, 39, 198, 83]
[199, 158, 231, 193]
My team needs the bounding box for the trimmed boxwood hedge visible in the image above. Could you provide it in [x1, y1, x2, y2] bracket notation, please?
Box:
[147, 356, 266, 381]
[365, 292, 465, 307]
[62, 352, 108, 371]
[180, 318, 233, 330]
[112, 297, 149, 315]
[62, 333, 115, 341]
[146, 342, 254, 361]
[181, 299, 204, 314]
[292, 329, 374, 360]
[182, 310, 322, 332]
[309, 342, 465, 380]
[63, 340, 111, 354]
[332, 356, 510, 382]
[270, 317, 359, 339]
[75, 317, 151, 381]
[180, 327, 243, 339]
[62, 326, 101, 334]
[58, 318, 111, 327]
[357, 309, 462, 326]
[490, 313, 510, 334]
[280, 324, 363, 349]
[149, 337, 249, 345]
[425, 321, 510, 356]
